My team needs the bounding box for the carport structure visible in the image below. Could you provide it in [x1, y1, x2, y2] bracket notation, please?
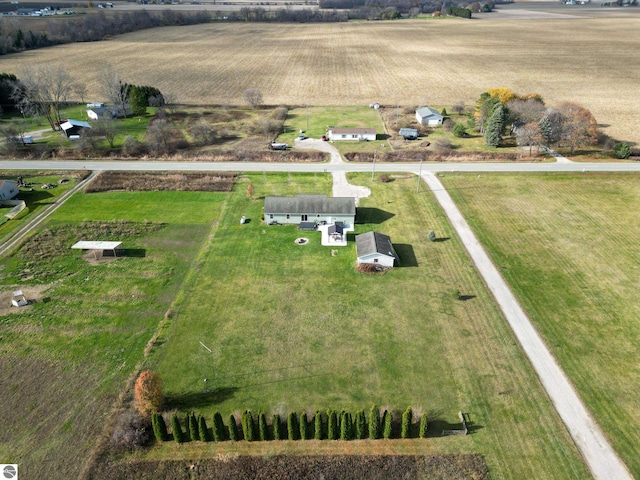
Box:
[71, 241, 122, 259]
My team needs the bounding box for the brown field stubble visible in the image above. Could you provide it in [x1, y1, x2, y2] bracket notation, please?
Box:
[1, 18, 638, 144]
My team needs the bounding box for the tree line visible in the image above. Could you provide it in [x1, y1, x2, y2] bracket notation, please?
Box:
[150, 406, 429, 445]
[472, 88, 599, 154]
[0, 9, 212, 56]
[110, 370, 432, 449]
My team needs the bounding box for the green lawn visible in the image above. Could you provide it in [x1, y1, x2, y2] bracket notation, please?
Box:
[0, 172, 78, 244]
[441, 172, 640, 477]
[280, 106, 386, 147]
[0, 189, 225, 479]
[140, 173, 588, 479]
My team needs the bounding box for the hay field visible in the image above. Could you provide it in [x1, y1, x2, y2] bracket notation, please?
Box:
[1, 17, 639, 144]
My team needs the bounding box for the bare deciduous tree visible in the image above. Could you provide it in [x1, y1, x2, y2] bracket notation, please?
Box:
[15, 65, 73, 131]
[95, 116, 120, 148]
[159, 91, 177, 114]
[243, 88, 263, 109]
[515, 122, 543, 156]
[99, 67, 129, 117]
[557, 102, 598, 154]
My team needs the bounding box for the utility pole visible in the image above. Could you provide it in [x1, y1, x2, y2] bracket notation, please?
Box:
[371, 149, 377, 180]
[416, 158, 423, 192]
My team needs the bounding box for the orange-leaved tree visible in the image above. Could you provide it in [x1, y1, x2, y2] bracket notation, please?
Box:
[134, 370, 164, 417]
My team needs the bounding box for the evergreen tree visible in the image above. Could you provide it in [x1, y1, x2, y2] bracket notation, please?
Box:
[327, 410, 338, 440]
[272, 414, 282, 440]
[369, 405, 380, 440]
[355, 409, 366, 440]
[242, 410, 256, 441]
[484, 103, 505, 147]
[287, 412, 299, 440]
[212, 412, 227, 441]
[171, 413, 185, 443]
[152, 413, 169, 442]
[314, 411, 323, 440]
[340, 411, 352, 440]
[189, 413, 200, 442]
[184, 413, 191, 440]
[228, 415, 239, 441]
[382, 410, 392, 439]
[419, 413, 428, 438]
[299, 412, 308, 440]
[199, 415, 211, 442]
[258, 412, 269, 441]
[401, 407, 412, 438]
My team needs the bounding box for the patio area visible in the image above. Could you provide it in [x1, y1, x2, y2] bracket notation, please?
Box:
[318, 223, 353, 247]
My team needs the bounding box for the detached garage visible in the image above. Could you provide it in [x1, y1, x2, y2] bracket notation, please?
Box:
[356, 231, 399, 268]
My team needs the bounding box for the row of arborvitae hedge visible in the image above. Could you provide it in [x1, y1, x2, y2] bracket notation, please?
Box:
[152, 406, 428, 443]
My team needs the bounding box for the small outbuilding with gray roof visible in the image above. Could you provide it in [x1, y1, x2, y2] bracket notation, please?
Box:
[415, 107, 444, 126]
[356, 231, 399, 267]
[264, 194, 356, 226]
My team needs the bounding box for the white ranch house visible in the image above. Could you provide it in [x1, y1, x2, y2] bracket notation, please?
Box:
[356, 231, 399, 268]
[415, 107, 444, 126]
[264, 194, 356, 227]
[327, 128, 376, 142]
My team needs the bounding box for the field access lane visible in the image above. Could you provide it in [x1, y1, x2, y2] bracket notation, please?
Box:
[1, 160, 640, 174]
[422, 172, 633, 480]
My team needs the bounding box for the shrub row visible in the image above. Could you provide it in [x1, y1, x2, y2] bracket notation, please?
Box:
[153, 406, 429, 443]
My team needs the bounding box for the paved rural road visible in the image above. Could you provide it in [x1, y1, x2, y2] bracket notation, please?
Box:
[1, 159, 639, 173]
[422, 171, 633, 480]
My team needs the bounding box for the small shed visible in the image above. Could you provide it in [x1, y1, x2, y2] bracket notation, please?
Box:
[71, 241, 122, 259]
[415, 107, 444, 126]
[60, 119, 91, 138]
[327, 128, 376, 142]
[356, 231, 399, 268]
[399, 128, 419, 140]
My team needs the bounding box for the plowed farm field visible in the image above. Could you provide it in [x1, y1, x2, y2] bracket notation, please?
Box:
[1, 17, 638, 144]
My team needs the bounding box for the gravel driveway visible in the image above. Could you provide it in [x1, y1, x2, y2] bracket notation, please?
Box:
[295, 138, 371, 204]
[422, 171, 632, 480]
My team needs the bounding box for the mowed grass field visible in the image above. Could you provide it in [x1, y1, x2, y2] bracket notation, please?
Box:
[1, 17, 639, 144]
[0, 190, 225, 479]
[441, 172, 640, 477]
[136, 173, 590, 479]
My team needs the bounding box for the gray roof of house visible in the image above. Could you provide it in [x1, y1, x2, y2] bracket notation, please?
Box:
[416, 107, 442, 118]
[356, 231, 398, 260]
[264, 194, 355, 215]
[399, 128, 418, 135]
